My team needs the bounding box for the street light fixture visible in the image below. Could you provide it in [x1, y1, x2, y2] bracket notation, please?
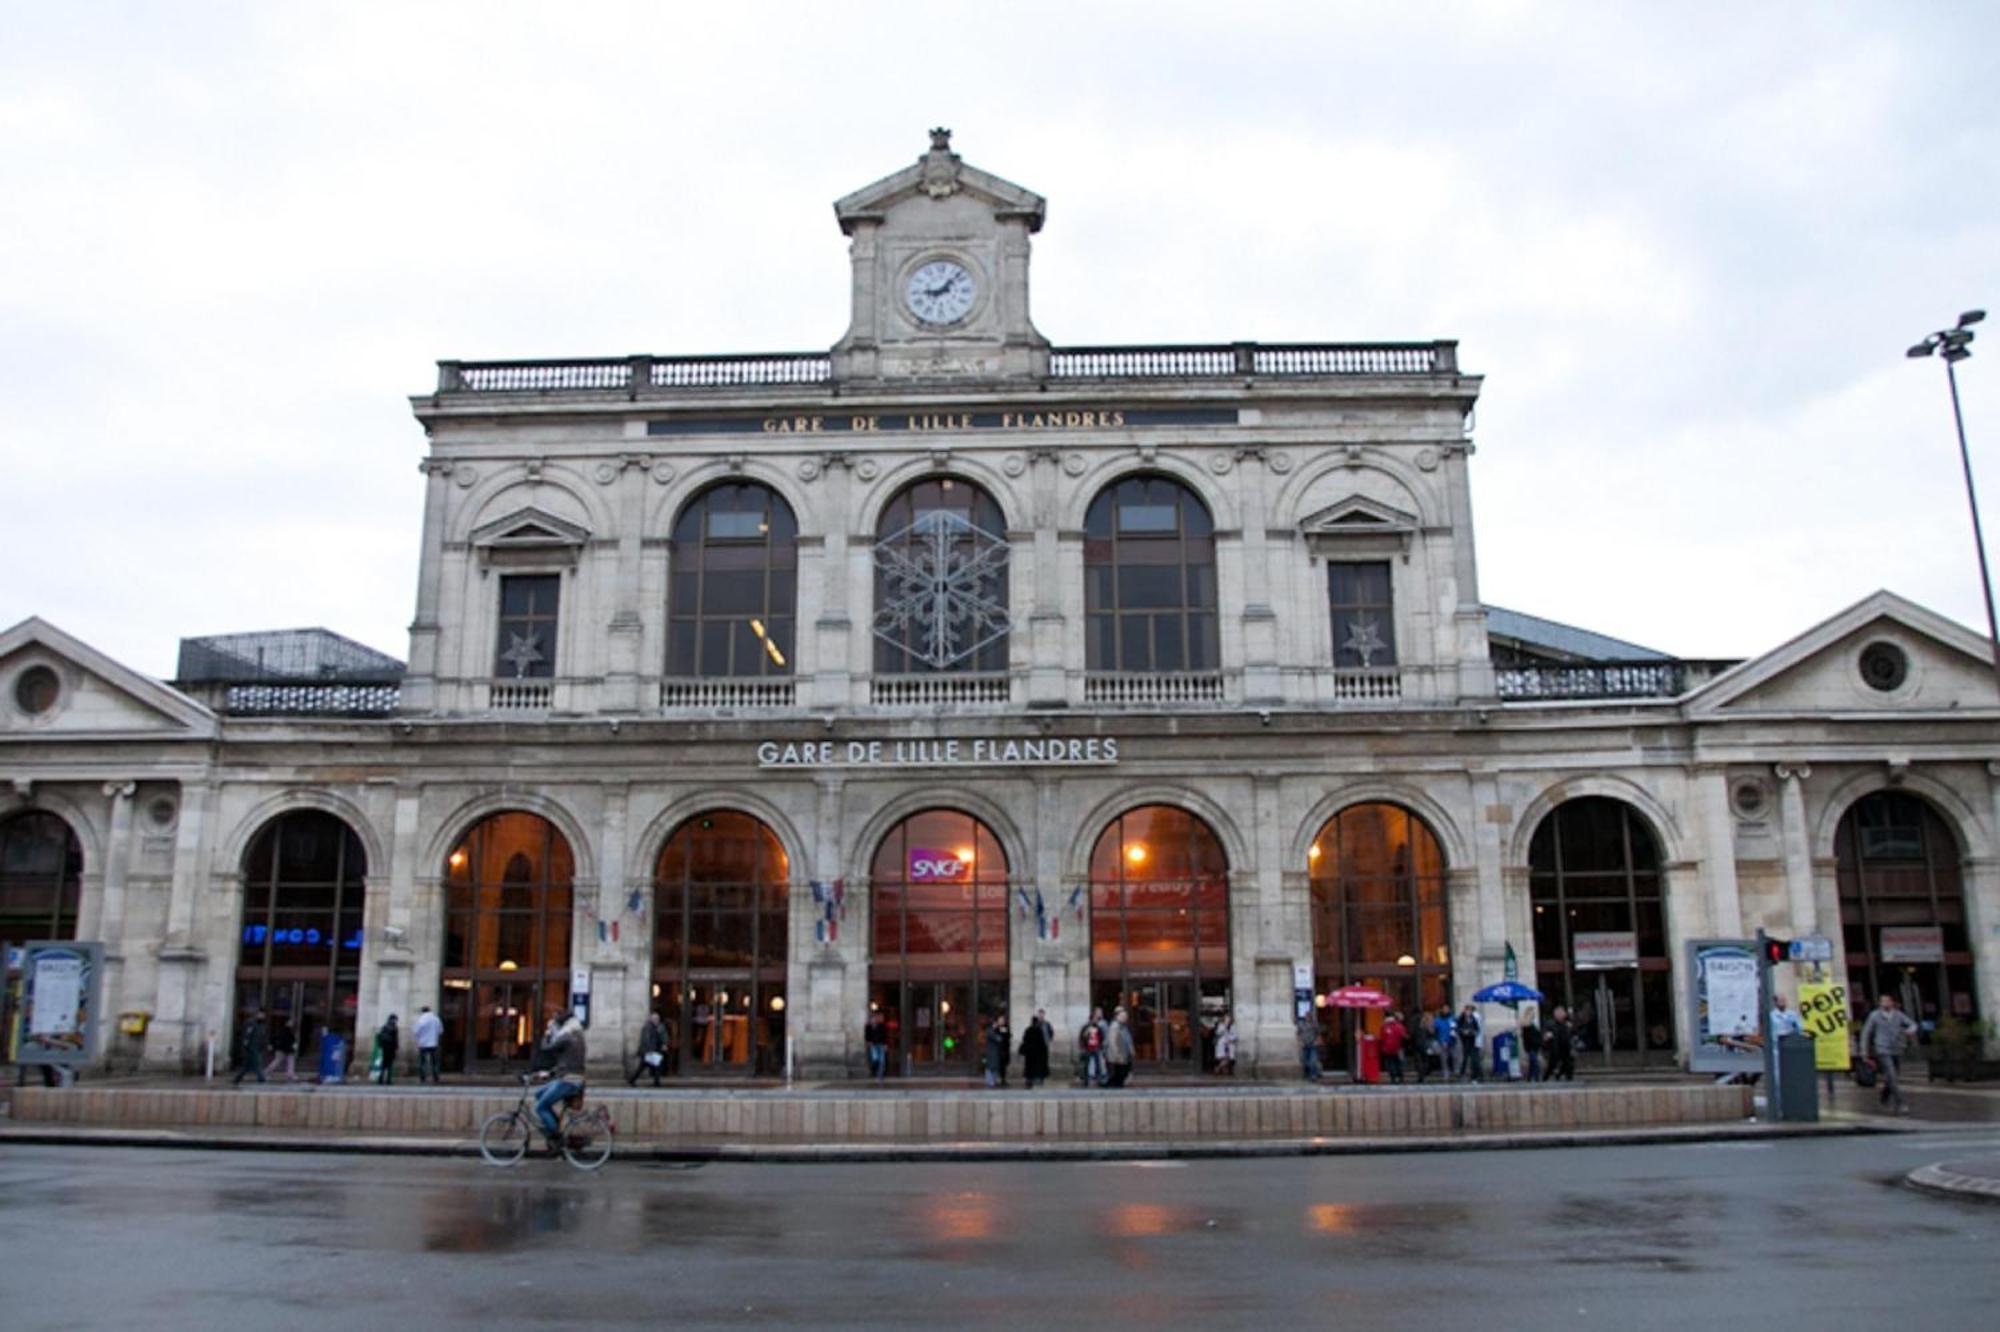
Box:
[1907, 309, 2000, 697]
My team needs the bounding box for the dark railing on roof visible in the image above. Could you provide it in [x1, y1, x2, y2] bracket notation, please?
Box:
[207, 682, 403, 717]
[435, 341, 1458, 393]
[1494, 661, 1687, 702]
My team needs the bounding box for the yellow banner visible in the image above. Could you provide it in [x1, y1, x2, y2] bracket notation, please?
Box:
[1798, 981, 1851, 1071]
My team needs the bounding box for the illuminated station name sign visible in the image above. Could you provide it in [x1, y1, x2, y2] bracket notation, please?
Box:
[647, 406, 1237, 438]
[756, 736, 1120, 769]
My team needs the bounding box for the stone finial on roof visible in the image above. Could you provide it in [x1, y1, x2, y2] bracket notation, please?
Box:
[920, 127, 961, 198]
[928, 126, 952, 151]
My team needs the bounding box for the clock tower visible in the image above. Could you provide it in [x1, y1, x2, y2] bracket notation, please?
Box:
[831, 129, 1049, 382]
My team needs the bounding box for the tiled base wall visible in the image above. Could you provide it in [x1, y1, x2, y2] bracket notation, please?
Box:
[13, 1084, 1752, 1141]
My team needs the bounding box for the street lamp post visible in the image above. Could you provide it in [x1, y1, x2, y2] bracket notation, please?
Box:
[1907, 310, 2000, 698]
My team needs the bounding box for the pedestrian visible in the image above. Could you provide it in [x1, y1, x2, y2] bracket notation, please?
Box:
[1410, 1011, 1434, 1083]
[1020, 1008, 1053, 1088]
[1104, 1006, 1135, 1088]
[1769, 993, 1804, 1040]
[1433, 1006, 1458, 1080]
[984, 1012, 1011, 1088]
[530, 1016, 561, 1074]
[374, 1013, 400, 1085]
[1380, 1010, 1408, 1084]
[1079, 1007, 1108, 1085]
[1213, 1011, 1238, 1076]
[1546, 1005, 1576, 1082]
[1519, 1008, 1545, 1083]
[264, 1014, 298, 1081]
[232, 1011, 269, 1086]
[1296, 1011, 1323, 1082]
[630, 1010, 669, 1087]
[412, 1005, 444, 1084]
[1455, 1004, 1482, 1083]
[864, 1008, 890, 1081]
[1858, 992, 1919, 1115]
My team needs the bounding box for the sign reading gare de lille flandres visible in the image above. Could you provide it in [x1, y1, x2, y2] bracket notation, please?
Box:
[646, 406, 1238, 437]
[756, 736, 1121, 768]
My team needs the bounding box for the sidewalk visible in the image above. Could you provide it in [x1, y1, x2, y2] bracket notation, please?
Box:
[1906, 1155, 2000, 1202]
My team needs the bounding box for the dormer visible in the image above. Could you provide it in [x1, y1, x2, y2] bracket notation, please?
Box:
[831, 128, 1049, 383]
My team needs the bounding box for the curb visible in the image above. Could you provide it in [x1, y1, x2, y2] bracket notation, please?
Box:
[0, 1118, 1882, 1164]
[1906, 1160, 2000, 1203]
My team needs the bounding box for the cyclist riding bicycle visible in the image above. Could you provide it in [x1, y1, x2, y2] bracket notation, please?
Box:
[534, 1013, 588, 1151]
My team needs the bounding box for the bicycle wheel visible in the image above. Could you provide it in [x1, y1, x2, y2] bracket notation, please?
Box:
[479, 1110, 530, 1166]
[561, 1107, 613, 1171]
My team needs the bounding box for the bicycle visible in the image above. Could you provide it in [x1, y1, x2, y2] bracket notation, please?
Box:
[479, 1073, 615, 1171]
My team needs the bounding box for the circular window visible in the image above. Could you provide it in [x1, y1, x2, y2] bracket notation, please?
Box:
[147, 796, 178, 829]
[14, 665, 60, 715]
[1858, 641, 1909, 693]
[1729, 779, 1768, 821]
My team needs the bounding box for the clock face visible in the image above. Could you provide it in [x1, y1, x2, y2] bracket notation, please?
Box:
[904, 259, 978, 326]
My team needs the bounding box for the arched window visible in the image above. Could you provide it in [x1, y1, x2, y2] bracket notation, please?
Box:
[868, 809, 1009, 1073]
[653, 812, 789, 1075]
[669, 483, 798, 677]
[873, 477, 1010, 674]
[1088, 805, 1230, 1068]
[1309, 804, 1449, 1069]
[1084, 474, 1218, 673]
[1529, 797, 1674, 1067]
[0, 811, 82, 943]
[235, 811, 366, 1061]
[441, 813, 574, 1072]
[1836, 791, 1976, 1025]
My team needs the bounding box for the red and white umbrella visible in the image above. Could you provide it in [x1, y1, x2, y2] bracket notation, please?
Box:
[1325, 984, 1393, 1009]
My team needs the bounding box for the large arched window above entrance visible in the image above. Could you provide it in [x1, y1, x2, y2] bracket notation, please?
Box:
[1084, 474, 1218, 674]
[1836, 791, 1976, 1024]
[868, 809, 1009, 1072]
[1088, 805, 1230, 1068]
[1309, 804, 1449, 1020]
[0, 811, 82, 942]
[235, 811, 367, 1055]
[1529, 797, 1674, 1066]
[668, 482, 798, 678]
[652, 812, 789, 1075]
[441, 813, 574, 1072]
[872, 477, 1010, 674]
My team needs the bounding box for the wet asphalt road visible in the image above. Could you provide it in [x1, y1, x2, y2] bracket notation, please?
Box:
[4, 1133, 1998, 1330]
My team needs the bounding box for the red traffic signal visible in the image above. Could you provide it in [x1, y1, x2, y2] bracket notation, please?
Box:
[1762, 936, 1791, 965]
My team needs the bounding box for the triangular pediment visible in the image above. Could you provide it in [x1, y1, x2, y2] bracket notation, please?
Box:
[1685, 591, 1999, 717]
[0, 617, 218, 739]
[469, 507, 590, 552]
[834, 132, 1046, 234]
[1301, 496, 1419, 533]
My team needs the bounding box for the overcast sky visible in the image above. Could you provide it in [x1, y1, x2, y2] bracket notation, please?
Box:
[3, 3, 1996, 677]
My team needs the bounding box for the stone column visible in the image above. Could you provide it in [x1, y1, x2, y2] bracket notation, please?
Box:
[1773, 765, 1817, 937]
[1232, 451, 1281, 705]
[585, 782, 632, 1075]
[1440, 442, 1495, 699]
[1026, 448, 1067, 707]
[402, 459, 456, 713]
[1975, 762, 2000, 1056]
[792, 773, 861, 1076]
[1240, 773, 1290, 1075]
[1697, 768, 1744, 938]
[602, 456, 650, 712]
[1461, 770, 1508, 1003]
[809, 459, 854, 709]
[92, 781, 136, 1066]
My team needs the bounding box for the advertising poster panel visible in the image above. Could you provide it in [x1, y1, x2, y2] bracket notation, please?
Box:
[17, 941, 104, 1066]
[1687, 939, 1761, 1074]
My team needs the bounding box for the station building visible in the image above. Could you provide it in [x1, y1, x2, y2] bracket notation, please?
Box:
[4, 131, 1996, 1079]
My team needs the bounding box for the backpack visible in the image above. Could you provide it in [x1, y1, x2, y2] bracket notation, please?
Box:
[1082, 1024, 1103, 1052]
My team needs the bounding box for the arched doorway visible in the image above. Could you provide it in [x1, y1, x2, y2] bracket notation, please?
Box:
[440, 812, 574, 1072]
[0, 811, 81, 945]
[868, 808, 1009, 1075]
[1308, 803, 1449, 1075]
[651, 811, 789, 1076]
[1088, 805, 1230, 1070]
[1836, 791, 1978, 1027]
[235, 811, 366, 1067]
[1528, 797, 1675, 1068]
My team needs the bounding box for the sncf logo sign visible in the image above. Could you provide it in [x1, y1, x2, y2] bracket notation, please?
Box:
[910, 849, 971, 881]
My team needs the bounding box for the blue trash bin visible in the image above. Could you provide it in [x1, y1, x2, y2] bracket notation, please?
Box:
[318, 1034, 347, 1084]
[1491, 1031, 1517, 1080]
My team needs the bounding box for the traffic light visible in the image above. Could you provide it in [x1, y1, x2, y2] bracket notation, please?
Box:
[1762, 936, 1790, 965]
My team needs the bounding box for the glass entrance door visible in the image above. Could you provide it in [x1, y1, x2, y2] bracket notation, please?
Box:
[870, 978, 994, 1074]
[472, 979, 563, 1070]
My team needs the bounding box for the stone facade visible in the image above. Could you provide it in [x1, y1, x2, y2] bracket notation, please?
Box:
[4, 133, 1997, 1078]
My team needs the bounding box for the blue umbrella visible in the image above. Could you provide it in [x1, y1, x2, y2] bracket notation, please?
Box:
[1472, 980, 1544, 1006]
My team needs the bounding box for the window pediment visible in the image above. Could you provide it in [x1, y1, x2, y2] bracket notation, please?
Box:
[470, 507, 590, 571]
[1300, 497, 1417, 562]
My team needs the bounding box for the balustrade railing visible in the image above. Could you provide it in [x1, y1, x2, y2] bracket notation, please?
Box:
[1083, 671, 1227, 706]
[1329, 668, 1404, 702]
[659, 677, 796, 710]
[220, 683, 402, 717]
[1494, 662, 1687, 701]
[490, 680, 555, 710]
[870, 674, 1012, 707]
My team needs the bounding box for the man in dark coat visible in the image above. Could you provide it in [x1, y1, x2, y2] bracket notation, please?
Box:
[1019, 1008, 1054, 1087]
[1546, 1006, 1577, 1081]
[984, 1013, 1011, 1088]
[630, 1011, 669, 1087]
[375, 1014, 400, 1084]
[232, 1011, 269, 1085]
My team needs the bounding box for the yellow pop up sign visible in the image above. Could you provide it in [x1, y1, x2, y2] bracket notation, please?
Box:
[1798, 981, 1851, 1071]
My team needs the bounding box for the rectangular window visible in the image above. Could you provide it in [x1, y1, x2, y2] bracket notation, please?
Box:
[495, 574, 559, 678]
[1329, 562, 1396, 668]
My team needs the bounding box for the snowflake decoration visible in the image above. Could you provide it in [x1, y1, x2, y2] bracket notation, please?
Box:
[1342, 615, 1387, 668]
[499, 631, 545, 678]
[873, 509, 1011, 670]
